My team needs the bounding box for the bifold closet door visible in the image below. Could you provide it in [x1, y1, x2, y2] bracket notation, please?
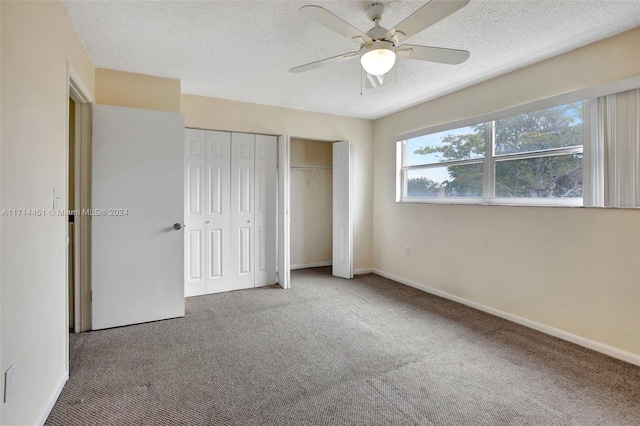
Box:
[332, 140, 353, 279]
[255, 135, 278, 286]
[278, 135, 291, 289]
[184, 130, 232, 296]
[205, 131, 232, 293]
[185, 130, 277, 296]
[184, 129, 206, 297]
[230, 133, 256, 290]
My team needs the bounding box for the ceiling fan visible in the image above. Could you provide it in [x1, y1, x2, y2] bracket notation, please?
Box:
[289, 0, 471, 82]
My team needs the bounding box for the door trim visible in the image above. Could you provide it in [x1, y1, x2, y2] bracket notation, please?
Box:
[67, 64, 94, 379]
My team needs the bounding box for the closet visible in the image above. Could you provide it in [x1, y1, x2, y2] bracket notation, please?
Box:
[290, 138, 334, 270]
[184, 129, 277, 297]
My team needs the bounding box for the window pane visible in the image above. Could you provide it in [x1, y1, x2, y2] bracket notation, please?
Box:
[406, 164, 483, 198]
[406, 124, 485, 166]
[495, 102, 583, 156]
[495, 154, 583, 198]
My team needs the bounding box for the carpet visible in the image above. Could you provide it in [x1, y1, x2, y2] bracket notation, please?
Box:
[47, 268, 640, 425]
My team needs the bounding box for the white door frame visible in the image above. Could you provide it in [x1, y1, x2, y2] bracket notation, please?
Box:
[66, 64, 94, 376]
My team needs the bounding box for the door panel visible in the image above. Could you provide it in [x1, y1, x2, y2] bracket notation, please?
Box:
[205, 131, 231, 294]
[184, 129, 206, 296]
[231, 133, 256, 290]
[208, 229, 222, 278]
[239, 227, 251, 273]
[208, 166, 222, 214]
[332, 140, 353, 279]
[92, 104, 185, 330]
[255, 135, 277, 287]
[187, 230, 202, 280]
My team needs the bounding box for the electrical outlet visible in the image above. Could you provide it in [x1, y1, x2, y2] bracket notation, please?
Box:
[404, 246, 410, 256]
[4, 364, 17, 403]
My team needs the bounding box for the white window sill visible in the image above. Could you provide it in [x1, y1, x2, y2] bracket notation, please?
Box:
[398, 197, 583, 208]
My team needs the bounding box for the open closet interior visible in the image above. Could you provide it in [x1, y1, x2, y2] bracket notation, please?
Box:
[290, 138, 333, 270]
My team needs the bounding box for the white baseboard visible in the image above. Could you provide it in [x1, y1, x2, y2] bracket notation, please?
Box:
[354, 268, 373, 275]
[38, 370, 68, 425]
[291, 261, 332, 270]
[373, 269, 640, 367]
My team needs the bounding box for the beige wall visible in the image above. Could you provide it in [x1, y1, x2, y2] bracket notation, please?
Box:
[95, 68, 181, 112]
[182, 94, 374, 271]
[373, 28, 640, 359]
[290, 138, 333, 268]
[1, 1, 95, 424]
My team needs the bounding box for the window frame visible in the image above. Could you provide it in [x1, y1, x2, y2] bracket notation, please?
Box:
[398, 103, 586, 207]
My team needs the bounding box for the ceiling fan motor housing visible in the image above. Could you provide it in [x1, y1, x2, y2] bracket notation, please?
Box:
[360, 40, 395, 56]
[366, 25, 390, 42]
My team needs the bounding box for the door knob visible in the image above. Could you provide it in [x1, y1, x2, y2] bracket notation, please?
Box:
[206, 220, 211, 224]
[247, 220, 251, 223]
[173, 223, 182, 230]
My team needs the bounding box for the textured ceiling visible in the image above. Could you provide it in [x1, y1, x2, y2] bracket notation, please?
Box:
[62, 0, 640, 120]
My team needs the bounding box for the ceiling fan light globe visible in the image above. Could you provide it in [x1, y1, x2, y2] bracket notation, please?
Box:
[360, 46, 396, 76]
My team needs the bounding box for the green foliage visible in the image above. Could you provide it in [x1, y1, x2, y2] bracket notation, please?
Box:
[495, 155, 582, 198]
[408, 103, 583, 198]
[413, 126, 485, 161]
[444, 164, 483, 197]
[495, 103, 582, 154]
[407, 176, 443, 197]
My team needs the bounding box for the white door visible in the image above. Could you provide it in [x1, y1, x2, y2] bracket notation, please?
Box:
[230, 133, 256, 290]
[92, 104, 185, 330]
[332, 140, 353, 279]
[277, 135, 291, 289]
[255, 135, 278, 286]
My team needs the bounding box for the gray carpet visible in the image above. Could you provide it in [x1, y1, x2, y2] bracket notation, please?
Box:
[47, 268, 640, 425]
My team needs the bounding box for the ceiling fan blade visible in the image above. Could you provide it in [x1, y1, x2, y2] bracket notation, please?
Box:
[300, 5, 371, 43]
[397, 44, 470, 65]
[386, 0, 470, 43]
[289, 52, 359, 73]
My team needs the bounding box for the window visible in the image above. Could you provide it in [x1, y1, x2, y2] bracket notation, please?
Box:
[399, 102, 584, 205]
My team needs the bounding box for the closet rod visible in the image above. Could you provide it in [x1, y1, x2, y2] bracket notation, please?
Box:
[290, 165, 332, 169]
[290, 165, 332, 186]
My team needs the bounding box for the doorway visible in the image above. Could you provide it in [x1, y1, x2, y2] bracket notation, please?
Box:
[285, 137, 354, 284]
[290, 138, 334, 270]
[68, 97, 76, 331]
[67, 66, 93, 374]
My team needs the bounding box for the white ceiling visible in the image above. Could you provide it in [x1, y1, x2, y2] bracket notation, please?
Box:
[62, 0, 640, 120]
